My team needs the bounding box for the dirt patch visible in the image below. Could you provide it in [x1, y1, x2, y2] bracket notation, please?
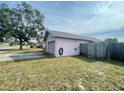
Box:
[91, 65, 105, 76]
[78, 78, 85, 91]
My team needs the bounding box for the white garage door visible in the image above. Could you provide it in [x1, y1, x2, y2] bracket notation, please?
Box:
[48, 41, 55, 55]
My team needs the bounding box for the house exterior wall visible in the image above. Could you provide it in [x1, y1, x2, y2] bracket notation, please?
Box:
[55, 38, 89, 57]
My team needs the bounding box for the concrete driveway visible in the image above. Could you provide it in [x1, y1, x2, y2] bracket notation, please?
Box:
[0, 51, 45, 62]
[0, 44, 46, 62]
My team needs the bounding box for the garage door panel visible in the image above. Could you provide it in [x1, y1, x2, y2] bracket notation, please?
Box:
[48, 41, 55, 55]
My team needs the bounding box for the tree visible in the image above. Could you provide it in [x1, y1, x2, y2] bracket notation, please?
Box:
[36, 32, 43, 44]
[104, 38, 118, 43]
[10, 2, 44, 49]
[0, 3, 11, 42]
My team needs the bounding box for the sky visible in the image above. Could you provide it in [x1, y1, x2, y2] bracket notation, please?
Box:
[0, 1, 124, 42]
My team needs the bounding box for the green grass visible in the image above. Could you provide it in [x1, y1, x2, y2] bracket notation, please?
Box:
[0, 56, 124, 91]
[0, 48, 42, 55]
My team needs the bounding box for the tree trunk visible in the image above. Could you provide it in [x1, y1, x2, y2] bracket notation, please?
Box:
[19, 39, 23, 49]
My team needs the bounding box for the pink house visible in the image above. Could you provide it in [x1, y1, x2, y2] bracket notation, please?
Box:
[43, 29, 100, 57]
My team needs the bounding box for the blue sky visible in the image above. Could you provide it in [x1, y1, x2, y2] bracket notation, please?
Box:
[0, 1, 124, 42]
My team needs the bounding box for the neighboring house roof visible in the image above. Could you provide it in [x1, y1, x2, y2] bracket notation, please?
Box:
[44, 29, 101, 42]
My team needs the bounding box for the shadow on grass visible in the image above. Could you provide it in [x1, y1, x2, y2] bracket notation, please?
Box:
[0, 56, 51, 66]
[0, 48, 29, 51]
[73, 55, 124, 67]
[18, 51, 42, 54]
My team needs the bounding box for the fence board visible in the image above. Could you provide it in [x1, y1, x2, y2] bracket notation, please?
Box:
[96, 43, 105, 58]
[88, 43, 96, 58]
[80, 42, 124, 61]
[80, 43, 88, 56]
[119, 43, 124, 61]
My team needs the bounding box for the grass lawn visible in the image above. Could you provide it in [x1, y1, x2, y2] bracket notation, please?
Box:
[0, 56, 124, 91]
[0, 43, 42, 55]
[0, 47, 42, 55]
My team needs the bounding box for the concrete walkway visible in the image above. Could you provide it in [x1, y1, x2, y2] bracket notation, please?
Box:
[0, 44, 46, 62]
[0, 51, 45, 62]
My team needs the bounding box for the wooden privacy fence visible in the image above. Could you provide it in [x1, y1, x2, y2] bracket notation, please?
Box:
[80, 43, 124, 61]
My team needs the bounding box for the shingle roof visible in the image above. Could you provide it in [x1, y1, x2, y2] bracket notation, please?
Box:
[44, 29, 101, 42]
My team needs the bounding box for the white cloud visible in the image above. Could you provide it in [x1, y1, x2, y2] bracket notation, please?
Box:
[45, 1, 124, 42]
[78, 1, 124, 34]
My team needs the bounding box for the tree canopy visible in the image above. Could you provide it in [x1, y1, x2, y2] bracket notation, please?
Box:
[104, 38, 118, 43]
[0, 2, 45, 49]
[0, 3, 11, 42]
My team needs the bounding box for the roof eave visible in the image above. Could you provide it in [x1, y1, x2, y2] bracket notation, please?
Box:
[55, 36, 96, 42]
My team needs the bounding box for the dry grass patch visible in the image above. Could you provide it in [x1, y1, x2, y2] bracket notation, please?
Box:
[0, 56, 124, 90]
